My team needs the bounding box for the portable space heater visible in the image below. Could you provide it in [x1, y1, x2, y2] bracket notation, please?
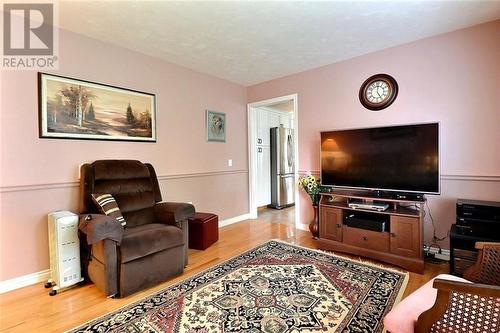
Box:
[46, 211, 84, 296]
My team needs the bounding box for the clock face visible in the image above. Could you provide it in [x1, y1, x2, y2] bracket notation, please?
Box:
[359, 74, 398, 111]
[366, 80, 390, 103]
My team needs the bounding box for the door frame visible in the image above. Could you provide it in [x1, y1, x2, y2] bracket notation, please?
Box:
[247, 94, 301, 229]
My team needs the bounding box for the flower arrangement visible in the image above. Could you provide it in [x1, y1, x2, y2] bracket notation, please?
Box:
[298, 174, 321, 205]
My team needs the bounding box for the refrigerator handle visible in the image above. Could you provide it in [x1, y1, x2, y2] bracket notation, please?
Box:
[287, 134, 293, 167]
[280, 174, 295, 178]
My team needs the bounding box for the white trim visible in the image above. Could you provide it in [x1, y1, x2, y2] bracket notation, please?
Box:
[0, 212, 254, 294]
[219, 213, 253, 228]
[157, 169, 248, 181]
[441, 174, 500, 182]
[258, 106, 294, 117]
[0, 170, 249, 193]
[0, 269, 51, 294]
[296, 223, 308, 231]
[247, 104, 258, 219]
[247, 94, 300, 228]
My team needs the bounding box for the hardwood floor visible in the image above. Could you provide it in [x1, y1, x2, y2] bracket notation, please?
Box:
[0, 207, 448, 332]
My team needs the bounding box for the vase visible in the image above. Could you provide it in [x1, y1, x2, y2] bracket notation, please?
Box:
[309, 204, 320, 239]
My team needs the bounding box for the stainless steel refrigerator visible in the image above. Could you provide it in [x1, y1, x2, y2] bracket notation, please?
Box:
[269, 127, 295, 209]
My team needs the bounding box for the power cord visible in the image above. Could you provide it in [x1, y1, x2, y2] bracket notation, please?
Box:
[400, 202, 448, 242]
[425, 200, 448, 242]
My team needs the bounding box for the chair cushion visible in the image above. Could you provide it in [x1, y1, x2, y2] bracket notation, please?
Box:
[119, 223, 184, 263]
[90, 160, 158, 227]
[383, 274, 470, 333]
[91, 193, 126, 227]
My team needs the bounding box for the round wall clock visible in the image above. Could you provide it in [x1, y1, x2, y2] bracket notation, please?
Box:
[359, 74, 398, 111]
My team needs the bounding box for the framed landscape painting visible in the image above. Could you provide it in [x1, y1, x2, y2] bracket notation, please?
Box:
[206, 110, 226, 142]
[38, 73, 156, 142]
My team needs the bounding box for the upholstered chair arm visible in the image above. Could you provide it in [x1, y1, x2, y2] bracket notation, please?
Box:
[154, 202, 195, 227]
[154, 202, 193, 267]
[416, 279, 500, 333]
[78, 214, 124, 245]
[78, 214, 122, 297]
[90, 239, 119, 297]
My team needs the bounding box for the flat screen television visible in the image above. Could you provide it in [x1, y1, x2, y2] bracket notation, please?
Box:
[320, 123, 439, 194]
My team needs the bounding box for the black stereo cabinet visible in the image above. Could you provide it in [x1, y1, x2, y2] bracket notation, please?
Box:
[450, 198, 500, 276]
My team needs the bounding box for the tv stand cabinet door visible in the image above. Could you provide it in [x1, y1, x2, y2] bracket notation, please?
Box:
[390, 216, 420, 258]
[320, 207, 343, 242]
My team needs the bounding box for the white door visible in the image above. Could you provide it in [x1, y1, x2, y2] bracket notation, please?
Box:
[256, 109, 268, 146]
[279, 113, 293, 128]
[256, 145, 271, 207]
[268, 111, 281, 133]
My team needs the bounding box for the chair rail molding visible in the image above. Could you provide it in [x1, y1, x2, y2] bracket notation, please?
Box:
[0, 169, 249, 193]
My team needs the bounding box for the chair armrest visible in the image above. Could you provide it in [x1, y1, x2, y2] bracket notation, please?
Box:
[154, 202, 193, 267]
[475, 241, 500, 250]
[432, 278, 500, 295]
[416, 279, 500, 333]
[78, 214, 124, 245]
[154, 202, 195, 226]
[463, 241, 500, 284]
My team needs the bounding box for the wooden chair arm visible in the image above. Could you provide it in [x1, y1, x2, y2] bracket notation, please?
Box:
[432, 279, 500, 295]
[475, 241, 500, 250]
[416, 279, 500, 333]
[463, 241, 500, 284]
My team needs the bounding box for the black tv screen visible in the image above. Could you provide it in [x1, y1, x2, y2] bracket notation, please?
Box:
[320, 123, 439, 194]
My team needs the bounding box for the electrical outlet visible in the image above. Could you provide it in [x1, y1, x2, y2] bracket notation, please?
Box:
[228, 159, 233, 167]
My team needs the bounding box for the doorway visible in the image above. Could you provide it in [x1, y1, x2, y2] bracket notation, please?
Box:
[247, 94, 299, 236]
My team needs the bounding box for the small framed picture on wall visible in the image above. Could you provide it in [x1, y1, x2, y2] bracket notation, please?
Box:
[206, 110, 226, 142]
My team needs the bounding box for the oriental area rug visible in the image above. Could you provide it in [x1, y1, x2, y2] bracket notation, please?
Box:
[69, 240, 408, 333]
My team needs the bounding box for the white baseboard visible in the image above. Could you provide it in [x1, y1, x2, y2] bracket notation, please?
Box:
[0, 212, 273, 294]
[0, 269, 50, 294]
[219, 213, 253, 228]
[296, 224, 309, 231]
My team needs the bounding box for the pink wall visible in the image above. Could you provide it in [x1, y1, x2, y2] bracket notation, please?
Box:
[0, 29, 249, 281]
[1, 20, 499, 283]
[248, 20, 500, 248]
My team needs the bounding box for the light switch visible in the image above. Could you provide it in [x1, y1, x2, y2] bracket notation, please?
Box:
[228, 159, 233, 167]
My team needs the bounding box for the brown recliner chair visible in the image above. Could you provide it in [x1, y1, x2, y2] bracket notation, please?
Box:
[78, 160, 194, 297]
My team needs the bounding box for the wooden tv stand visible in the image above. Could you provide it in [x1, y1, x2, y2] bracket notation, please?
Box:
[317, 190, 425, 273]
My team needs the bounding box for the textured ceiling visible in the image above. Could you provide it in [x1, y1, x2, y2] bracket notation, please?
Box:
[58, 1, 500, 86]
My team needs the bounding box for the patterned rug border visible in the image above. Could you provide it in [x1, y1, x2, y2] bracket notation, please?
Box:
[67, 239, 409, 332]
[294, 240, 411, 307]
[273, 239, 410, 331]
